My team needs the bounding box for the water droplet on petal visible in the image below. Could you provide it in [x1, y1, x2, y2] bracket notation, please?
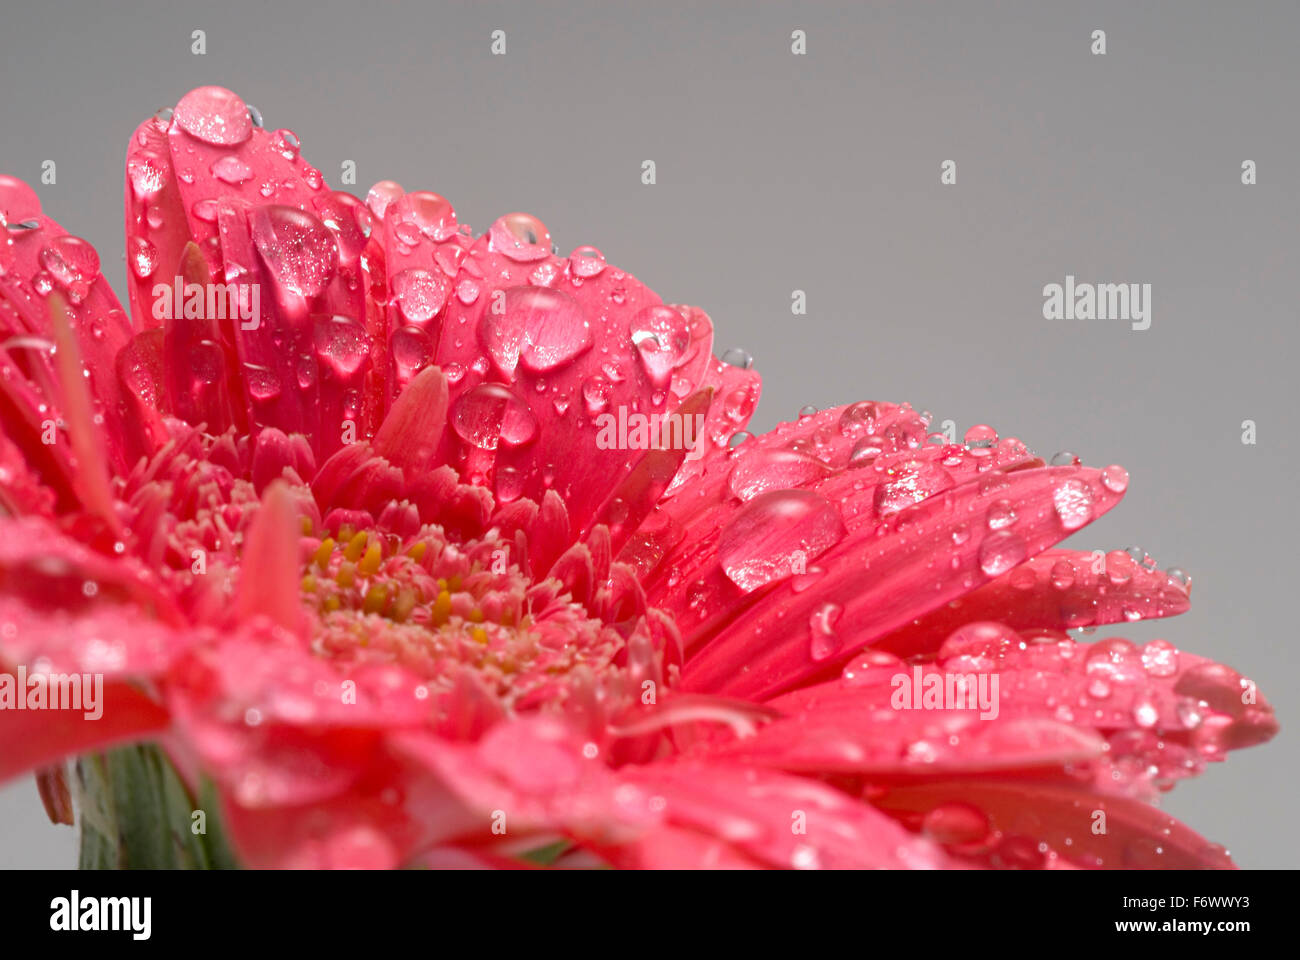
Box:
[128, 236, 159, 279]
[313, 315, 370, 378]
[718, 489, 846, 592]
[630, 305, 691, 388]
[963, 423, 998, 454]
[1101, 464, 1129, 493]
[728, 448, 829, 501]
[250, 205, 338, 298]
[392, 267, 450, 325]
[450, 383, 539, 450]
[127, 153, 168, 199]
[978, 531, 1027, 577]
[366, 180, 404, 219]
[1049, 558, 1076, 590]
[569, 245, 607, 278]
[873, 460, 955, 516]
[490, 213, 551, 262]
[809, 602, 843, 661]
[838, 401, 881, 437]
[1052, 477, 1093, 530]
[840, 649, 904, 685]
[581, 375, 611, 415]
[39, 236, 99, 290]
[211, 155, 253, 185]
[389, 326, 433, 385]
[721, 347, 752, 369]
[1141, 639, 1180, 678]
[173, 86, 253, 146]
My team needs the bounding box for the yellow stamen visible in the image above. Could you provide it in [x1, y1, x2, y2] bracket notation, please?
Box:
[343, 530, 368, 563]
[313, 538, 336, 569]
[337, 561, 356, 589]
[362, 583, 389, 615]
[358, 542, 383, 577]
[431, 589, 452, 626]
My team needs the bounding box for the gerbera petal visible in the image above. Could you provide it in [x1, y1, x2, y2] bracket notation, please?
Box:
[1, 185, 142, 477]
[0, 680, 170, 783]
[869, 780, 1236, 869]
[681, 465, 1124, 699]
[615, 760, 961, 869]
[873, 547, 1191, 659]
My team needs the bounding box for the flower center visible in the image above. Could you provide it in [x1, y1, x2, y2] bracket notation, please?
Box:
[299, 520, 623, 711]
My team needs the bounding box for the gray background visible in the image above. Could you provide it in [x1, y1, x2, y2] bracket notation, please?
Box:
[1, 0, 1295, 867]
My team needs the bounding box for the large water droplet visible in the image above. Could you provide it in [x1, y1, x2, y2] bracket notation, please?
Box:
[728, 448, 828, 501]
[393, 191, 457, 241]
[963, 423, 998, 455]
[211, 155, 253, 185]
[477, 286, 593, 378]
[173, 86, 253, 146]
[1101, 464, 1129, 493]
[450, 383, 539, 451]
[978, 530, 1027, 576]
[392, 267, 451, 325]
[128, 236, 159, 279]
[366, 180, 404, 219]
[569, 245, 606, 278]
[490, 213, 551, 263]
[718, 489, 846, 592]
[1141, 639, 1180, 678]
[389, 326, 433, 385]
[1052, 477, 1093, 530]
[39, 236, 99, 290]
[250, 205, 338, 298]
[127, 153, 168, 199]
[630, 305, 691, 389]
[313, 315, 370, 378]
[873, 460, 954, 516]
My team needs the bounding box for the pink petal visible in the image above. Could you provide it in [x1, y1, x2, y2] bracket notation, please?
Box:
[681, 465, 1124, 699]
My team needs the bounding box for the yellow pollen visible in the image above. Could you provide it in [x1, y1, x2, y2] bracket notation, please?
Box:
[301, 574, 317, 593]
[313, 538, 336, 569]
[337, 561, 356, 589]
[471, 627, 488, 645]
[431, 589, 451, 626]
[363, 583, 389, 615]
[343, 531, 369, 563]
[406, 541, 428, 562]
[358, 542, 383, 577]
[468, 608, 485, 624]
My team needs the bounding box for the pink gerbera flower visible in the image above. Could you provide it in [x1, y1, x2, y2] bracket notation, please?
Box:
[0, 86, 1276, 869]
